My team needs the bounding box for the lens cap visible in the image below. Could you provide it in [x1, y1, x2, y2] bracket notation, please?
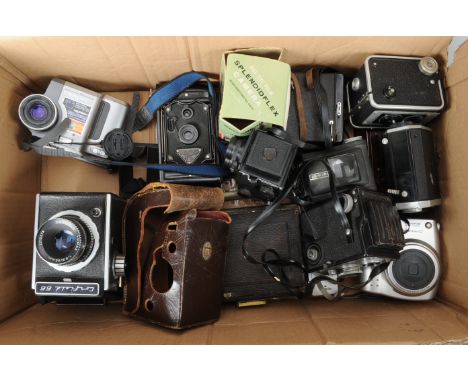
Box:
[390, 249, 436, 292]
[103, 130, 134, 160]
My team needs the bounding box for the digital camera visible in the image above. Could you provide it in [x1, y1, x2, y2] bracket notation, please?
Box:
[19, 79, 129, 159]
[360, 219, 441, 301]
[224, 126, 298, 200]
[32, 193, 126, 304]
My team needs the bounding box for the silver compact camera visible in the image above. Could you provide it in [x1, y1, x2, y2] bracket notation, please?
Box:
[360, 219, 441, 301]
[19, 79, 129, 159]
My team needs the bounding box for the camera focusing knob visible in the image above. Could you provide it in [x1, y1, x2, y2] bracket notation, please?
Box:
[113, 254, 126, 278]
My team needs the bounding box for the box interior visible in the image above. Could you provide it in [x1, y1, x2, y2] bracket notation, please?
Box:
[0, 36, 467, 344]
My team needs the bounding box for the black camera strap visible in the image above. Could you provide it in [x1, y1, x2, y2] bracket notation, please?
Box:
[241, 157, 352, 297]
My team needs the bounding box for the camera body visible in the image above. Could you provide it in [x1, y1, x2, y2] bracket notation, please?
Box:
[32, 193, 126, 304]
[301, 187, 405, 272]
[347, 55, 445, 128]
[156, 86, 220, 184]
[225, 127, 298, 200]
[383, 124, 441, 213]
[361, 219, 441, 301]
[301, 136, 376, 201]
[18, 79, 129, 159]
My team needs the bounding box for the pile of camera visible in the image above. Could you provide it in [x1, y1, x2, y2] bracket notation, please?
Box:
[19, 55, 444, 305]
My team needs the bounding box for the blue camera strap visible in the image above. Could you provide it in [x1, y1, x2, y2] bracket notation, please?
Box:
[134, 71, 217, 131]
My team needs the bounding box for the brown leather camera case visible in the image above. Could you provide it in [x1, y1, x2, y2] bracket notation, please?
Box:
[122, 183, 231, 329]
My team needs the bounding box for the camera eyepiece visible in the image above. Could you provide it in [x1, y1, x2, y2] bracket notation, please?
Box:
[36, 215, 95, 266]
[18, 94, 58, 131]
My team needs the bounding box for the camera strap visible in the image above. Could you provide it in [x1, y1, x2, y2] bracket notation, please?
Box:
[134, 71, 217, 132]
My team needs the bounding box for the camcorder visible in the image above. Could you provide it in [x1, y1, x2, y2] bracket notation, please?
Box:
[19, 79, 129, 161]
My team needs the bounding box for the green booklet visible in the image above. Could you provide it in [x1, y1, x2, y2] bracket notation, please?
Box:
[219, 52, 291, 139]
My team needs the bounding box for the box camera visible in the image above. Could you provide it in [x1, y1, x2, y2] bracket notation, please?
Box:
[156, 86, 220, 184]
[18, 79, 129, 159]
[224, 127, 298, 200]
[300, 136, 376, 202]
[383, 124, 441, 213]
[360, 219, 441, 301]
[32, 193, 126, 304]
[347, 55, 446, 128]
[301, 187, 405, 272]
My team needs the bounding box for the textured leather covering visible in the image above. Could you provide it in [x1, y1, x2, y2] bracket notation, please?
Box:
[122, 182, 230, 329]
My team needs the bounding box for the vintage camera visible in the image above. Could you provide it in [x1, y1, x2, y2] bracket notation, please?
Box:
[32, 193, 126, 304]
[18, 79, 129, 159]
[360, 219, 441, 301]
[347, 55, 446, 128]
[383, 124, 441, 213]
[223, 204, 304, 302]
[156, 86, 220, 184]
[301, 187, 405, 272]
[300, 136, 376, 201]
[224, 127, 298, 200]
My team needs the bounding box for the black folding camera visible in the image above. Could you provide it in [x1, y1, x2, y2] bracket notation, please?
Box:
[223, 204, 303, 302]
[347, 55, 446, 128]
[156, 86, 220, 184]
[32, 193, 126, 304]
[299, 136, 376, 202]
[383, 124, 441, 213]
[301, 187, 405, 272]
[224, 127, 298, 200]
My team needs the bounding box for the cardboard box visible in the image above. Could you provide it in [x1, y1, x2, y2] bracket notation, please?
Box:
[218, 48, 291, 139]
[0, 36, 467, 344]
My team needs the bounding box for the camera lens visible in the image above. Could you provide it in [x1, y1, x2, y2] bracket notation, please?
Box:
[29, 103, 49, 121]
[181, 107, 194, 119]
[388, 247, 439, 295]
[36, 216, 95, 266]
[18, 94, 58, 131]
[224, 136, 248, 172]
[178, 124, 199, 145]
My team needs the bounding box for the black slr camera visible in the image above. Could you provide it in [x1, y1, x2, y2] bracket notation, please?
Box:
[32, 193, 126, 304]
[156, 86, 220, 184]
[224, 127, 298, 200]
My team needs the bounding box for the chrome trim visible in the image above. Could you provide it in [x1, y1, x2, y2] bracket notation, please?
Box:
[396, 199, 441, 213]
[104, 194, 111, 291]
[35, 282, 100, 297]
[387, 124, 432, 134]
[31, 194, 40, 289]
